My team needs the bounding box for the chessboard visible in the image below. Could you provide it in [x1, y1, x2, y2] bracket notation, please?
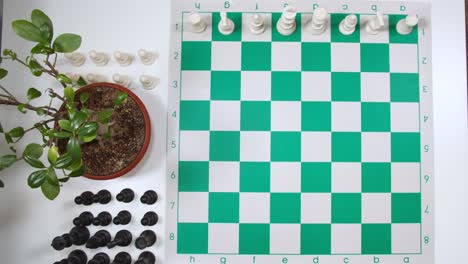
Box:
[166, 1, 433, 264]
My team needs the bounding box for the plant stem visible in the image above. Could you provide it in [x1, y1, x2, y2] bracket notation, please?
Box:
[0, 98, 57, 116]
[23, 118, 55, 133]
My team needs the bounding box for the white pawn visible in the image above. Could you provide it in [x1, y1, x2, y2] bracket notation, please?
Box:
[365, 13, 385, 35]
[277, 5, 297, 36]
[249, 14, 266, 35]
[113, 73, 132, 89]
[65, 72, 80, 83]
[189, 13, 207, 33]
[139, 75, 159, 90]
[218, 12, 235, 35]
[64, 52, 86, 67]
[89, 50, 109, 66]
[305, 7, 328, 35]
[339, 14, 358, 35]
[114, 51, 134, 67]
[138, 49, 158, 65]
[86, 73, 106, 83]
[396, 15, 419, 35]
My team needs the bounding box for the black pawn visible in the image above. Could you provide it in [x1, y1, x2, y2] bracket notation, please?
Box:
[88, 253, 110, 264]
[93, 212, 113, 226]
[107, 230, 132, 249]
[53, 249, 87, 264]
[135, 252, 155, 264]
[93, 190, 112, 204]
[141, 212, 158, 226]
[73, 211, 94, 226]
[116, 188, 134, 203]
[140, 190, 158, 205]
[135, 230, 157, 250]
[111, 252, 132, 264]
[74, 191, 94, 205]
[113, 210, 132, 225]
[86, 230, 112, 249]
[51, 226, 90, 250]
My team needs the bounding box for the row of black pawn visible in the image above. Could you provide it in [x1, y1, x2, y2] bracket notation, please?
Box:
[75, 189, 158, 206]
[73, 211, 158, 226]
[54, 250, 155, 264]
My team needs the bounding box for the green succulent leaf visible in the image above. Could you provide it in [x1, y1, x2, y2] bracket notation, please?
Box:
[47, 146, 58, 165]
[77, 122, 98, 137]
[57, 74, 72, 84]
[46, 167, 59, 185]
[114, 92, 128, 107]
[79, 93, 89, 104]
[11, 20, 45, 43]
[23, 143, 43, 159]
[55, 153, 73, 169]
[3, 49, 17, 60]
[58, 120, 72, 132]
[76, 76, 87, 86]
[71, 111, 88, 129]
[23, 155, 45, 169]
[67, 137, 81, 161]
[64, 86, 75, 102]
[8, 127, 25, 139]
[36, 109, 46, 116]
[27, 169, 48, 188]
[28, 59, 43, 77]
[31, 9, 53, 42]
[52, 33, 81, 53]
[98, 108, 114, 124]
[41, 180, 60, 200]
[0, 68, 8, 79]
[49, 130, 72, 139]
[17, 104, 27, 114]
[30, 43, 54, 55]
[27, 87, 42, 101]
[68, 164, 86, 177]
[0, 155, 16, 171]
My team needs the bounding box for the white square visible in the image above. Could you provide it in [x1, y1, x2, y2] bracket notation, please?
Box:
[301, 14, 331, 42]
[391, 103, 420, 132]
[362, 193, 391, 223]
[360, 15, 389, 43]
[212, 42, 241, 70]
[271, 162, 301, 192]
[272, 42, 301, 71]
[270, 224, 301, 254]
[209, 162, 240, 192]
[362, 132, 391, 162]
[301, 193, 331, 223]
[390, 44, 418, 73]
[180, 131, 209, 161]
[181, 71, 211, 101]
[208, 223, 239, 253]
[332, 163, 362, 193]
[271, 102, 301, 131]
[239, 193, 270, 223]
[301, 132, 331, 162]
[391, 163, 420, 193]
[242, 13, 272, 41]
[332, 102, 361, 132]
[210, 101, 240, 131]
[240, 132, 271, 162]
[179, 192, 208, 222]
[302, 72, 331, 101]
[241, 71, 271, 101]
[392, 224, 421, 253]
[331, 43, 361, 72]
[332, 224, 361, 254]
[183, 13, 212, 41]
[361, 73, 390, 102]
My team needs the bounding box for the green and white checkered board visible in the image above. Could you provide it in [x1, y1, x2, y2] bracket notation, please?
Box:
[167, 1, 433, 264]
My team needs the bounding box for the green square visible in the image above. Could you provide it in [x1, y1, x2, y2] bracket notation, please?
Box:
[180, 101, 210, 131]
[271, 132, 301, 162]
[181, 41, 212, 70]
[391, 73, 420, 102]
[391, 133, 421, 162]
[301, 163, 331, 192]
[362, 163, 391, 193]
[209, 192, 239, 223]
[331, 14, 360, 43]
[210, 131, 240, 161]
[332, 193, 362, 223]
[301, 224, 331, 254]
[272, 12, 301, 42]
[361, 103, 390, 132]
[302, 43, 331, 71]
[177, 223, 208, 253]
[272, 72, 301, 101]
[242, 42, 271, 71]
[332, 72, 361, 102]
[362, 224, 392, 254]
[392, 193, 421, 223]
[240, 162, 270, 192]
[178, 161, 209, 192]
[239, 224, 270, 254]
[241, 102, 271, 131]
[212, 12, 242, 41]
[302, 102, 331, 131]
[332, 132, 361, 162]
[271, 193, 301, 223]
[361, 44, 390, 72]
[211, 71, 241, 100]
[389, 15, 418, 44]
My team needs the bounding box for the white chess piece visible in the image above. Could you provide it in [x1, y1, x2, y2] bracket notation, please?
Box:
[249, 14, 266, 35]
[277, 6, 297, 36]
[86, 73, 106, 83]
[218, 12, 235, 35]
[113, 74, 132, 89]
[305, 7, 328, 35]
[65, 72, 80, 83]
[396, 15, 419, 35]
[339, 14, 358, 35]
[138, 49, 157, 65]
[365, 13, 385, 35]
[189, 13, 207, 33]
[64, 53, 86, 67]
[139, 75, 159, 90]
[89, 50, 109, 66]
[114, 51, 134, 67]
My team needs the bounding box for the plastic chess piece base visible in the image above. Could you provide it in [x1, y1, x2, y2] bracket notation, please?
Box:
[135, 252, 156, 264]
[112, 252, 132, 264]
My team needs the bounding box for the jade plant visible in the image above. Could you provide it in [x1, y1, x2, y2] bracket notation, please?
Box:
[0, 10, 127, 199]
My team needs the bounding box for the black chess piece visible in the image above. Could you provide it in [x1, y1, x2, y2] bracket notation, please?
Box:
[73, 211, 94, 226]
[93, 190, 112, 204]
[86, 230, 112, 249]
[140, 190, 158, 205]
[113, 210, 132, 225]
[111, 252, 132, 264]
[116, 188, 134, 203]
[93, 212, 113, 226]
[135, 230, 157, 250]
[141, 212, 158, 226]
[51, 226, 90, 250]
[53, 249, 87, 264]
[107, 230, 132, 249]
[135, 252, 155, 264]
[75, 191, 94, 205]
[88, 253, 110, 264]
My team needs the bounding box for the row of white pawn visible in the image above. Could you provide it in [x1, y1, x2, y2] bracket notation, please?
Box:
[66, 72, 159, 90]
[64, 49, 158, 67]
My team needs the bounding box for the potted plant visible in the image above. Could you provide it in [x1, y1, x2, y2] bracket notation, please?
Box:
[0, 10, 151, 199]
